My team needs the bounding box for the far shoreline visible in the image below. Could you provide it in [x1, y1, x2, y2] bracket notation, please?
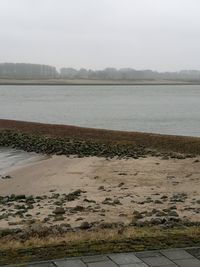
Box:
[1, 78, 200, 86]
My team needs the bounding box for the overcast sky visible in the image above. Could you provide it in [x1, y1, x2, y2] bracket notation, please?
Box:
[0, 0, 200, 71]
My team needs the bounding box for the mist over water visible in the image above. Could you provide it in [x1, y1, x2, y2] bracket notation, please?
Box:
[0, 85, 200, 137]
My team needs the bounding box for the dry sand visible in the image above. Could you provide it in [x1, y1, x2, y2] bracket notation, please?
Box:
[0, 155, 200, 229]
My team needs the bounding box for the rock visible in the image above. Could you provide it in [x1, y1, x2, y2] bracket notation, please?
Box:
[71, 206, 85, 212]
[65, 190, 82, 201]
[168, 210, 179, 217]
[167, 175, 176, 179]
[43, 217, 50, 223]
[8, 221, 19, 226]
[54, 215, 65, 221]
[53, 207, 65, 215]
[161, 195, 168, 199]
[113, 199, 122, 205]
[102, 197, 112, 204]
[176, 155, 186, 160]
[150, 218, 165, 225]
[161, 156, 169, 160]
[83, 198, 96, 203]
[170, 193, 187, 203]
[155, 211, 166, 217]
[118, 182, 125, 187]
[15, 195, 26, 200]
[154, 200, 163, 204]
[80, 221, 91, 229]
[1, 175, 12, 179]
[98, 186, 105, 190]
[133, 211, 143, 220]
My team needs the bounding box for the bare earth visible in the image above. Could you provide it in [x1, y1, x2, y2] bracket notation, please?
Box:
[0, 155, 200, 229]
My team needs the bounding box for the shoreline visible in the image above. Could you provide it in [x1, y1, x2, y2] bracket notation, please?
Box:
[0, 119, 200, 155]
[0, 147, 48, 175]
[0, 120, 199, 264]
[1, 78, 200, 86]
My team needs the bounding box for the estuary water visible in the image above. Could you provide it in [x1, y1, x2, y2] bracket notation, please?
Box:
[0, 84, 200, 137]
[0, 147, 44, 175]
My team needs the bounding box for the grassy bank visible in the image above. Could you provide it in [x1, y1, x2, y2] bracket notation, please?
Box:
[0, 226, 200, 265]
[0, 119, 200, 156]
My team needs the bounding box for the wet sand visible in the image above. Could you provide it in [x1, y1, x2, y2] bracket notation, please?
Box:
[0, 147, 47, 175]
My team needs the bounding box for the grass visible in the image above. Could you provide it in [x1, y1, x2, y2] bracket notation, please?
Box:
[0, 226, 200, 265]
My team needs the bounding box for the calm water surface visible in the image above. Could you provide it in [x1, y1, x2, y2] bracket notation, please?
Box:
[0, 147, 43, 174]
[0, 85, 200, 137]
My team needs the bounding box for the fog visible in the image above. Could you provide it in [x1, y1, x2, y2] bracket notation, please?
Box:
[0, 0, 200, 71]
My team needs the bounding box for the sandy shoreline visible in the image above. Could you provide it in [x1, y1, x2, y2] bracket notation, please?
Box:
[0, 121, 199, 231]
[0, 155, 199, 229]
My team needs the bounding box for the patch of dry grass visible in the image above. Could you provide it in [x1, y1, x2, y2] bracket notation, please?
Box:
[0, 226, 200, 264]
[1, 226, 200, 251]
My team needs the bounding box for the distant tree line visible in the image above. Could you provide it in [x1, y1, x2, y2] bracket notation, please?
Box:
[0, 63, 200, 81]
[60, 67, 200, 81]
[0, 63, 58, 79]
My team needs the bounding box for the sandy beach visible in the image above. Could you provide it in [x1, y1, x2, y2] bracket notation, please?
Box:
[0, 155, 199, 229]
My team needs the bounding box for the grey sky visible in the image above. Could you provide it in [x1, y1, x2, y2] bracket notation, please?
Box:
[0, 0, 200, 71]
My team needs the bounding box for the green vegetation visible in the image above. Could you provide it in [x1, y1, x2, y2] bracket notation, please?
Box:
[0, 226, 200, 265]
[0, 130, 199, 159]
[1, 119, 200, 156]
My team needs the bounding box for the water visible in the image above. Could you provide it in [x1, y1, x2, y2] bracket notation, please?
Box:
[0, 147, 43, 175]
[0, 85, 200, 137]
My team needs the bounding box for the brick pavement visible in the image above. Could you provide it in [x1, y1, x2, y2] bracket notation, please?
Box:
[4, 247, 200, 267]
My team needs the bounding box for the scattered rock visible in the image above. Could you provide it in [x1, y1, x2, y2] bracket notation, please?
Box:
[53, 207, 65, 215]
[65, 189, 83, 201]
[1, 175, 12, 179]
[79, 221, 91, 229]
[98, 186, 105, 190]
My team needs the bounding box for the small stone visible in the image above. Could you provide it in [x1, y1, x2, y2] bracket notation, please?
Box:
[162, 156, 169, 160]
[168, 210, 179, 217]
[1, 175, 12, 179]
[53, 207, 65, 215]
[154, 200, 163, 204]
[80, 221, 91, 229]
[98, 186, 104, 190]
[113, 199, 122, 205]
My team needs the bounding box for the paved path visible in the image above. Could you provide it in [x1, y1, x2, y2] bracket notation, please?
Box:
[6, 247, 200, 267]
